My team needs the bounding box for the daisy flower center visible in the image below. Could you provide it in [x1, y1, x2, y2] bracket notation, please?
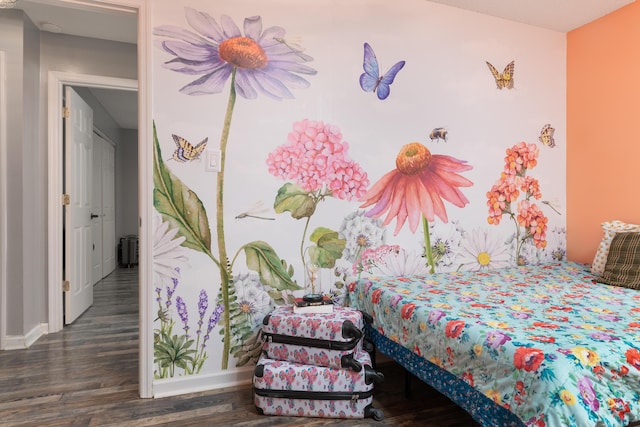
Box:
[238, 300, 254, 315]
[477, 251, 491, 266]
[219, 36, 267, 69]
[356, 234, 369, 248]
[396, 142, 432, 175]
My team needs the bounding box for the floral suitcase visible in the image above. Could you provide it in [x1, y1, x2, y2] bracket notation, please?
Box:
[261, 305, 372, 371]
[253, 348, 384, 420]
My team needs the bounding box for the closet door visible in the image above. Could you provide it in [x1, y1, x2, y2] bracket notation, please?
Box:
[90, 133, 116, 286]
[90, 135, 103, 286]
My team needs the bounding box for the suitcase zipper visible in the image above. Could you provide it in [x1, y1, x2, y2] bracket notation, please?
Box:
[262, 332, 360, 351]
[254, 388, 373, 401]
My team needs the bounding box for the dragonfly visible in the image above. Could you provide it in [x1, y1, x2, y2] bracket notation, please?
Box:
[235, 201, 275, 221]
[273, 36, 313, 61]
[542, 199, 562, 215]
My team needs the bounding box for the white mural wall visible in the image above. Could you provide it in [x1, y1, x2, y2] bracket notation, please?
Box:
[150, 0, 566, 391]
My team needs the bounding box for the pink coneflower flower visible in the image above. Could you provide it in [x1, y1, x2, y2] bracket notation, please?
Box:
[360, 142, 473, 235]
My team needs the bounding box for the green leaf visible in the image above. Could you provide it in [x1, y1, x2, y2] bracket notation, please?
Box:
[153, 122, 212, 253]
[308, 227, 346, 268]
[267, 289, 289, 305]
[244, 241, 302, 291]
[273, 183, 316, 219]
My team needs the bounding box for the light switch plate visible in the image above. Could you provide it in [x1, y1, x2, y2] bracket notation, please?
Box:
[205, 149, 221, 172]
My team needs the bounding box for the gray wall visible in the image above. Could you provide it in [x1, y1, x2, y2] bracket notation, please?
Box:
[0, 11, 137, 338]
[22, 11, 43, 334]
[116, 129, 139, 240]
[0, 10, 40, 336]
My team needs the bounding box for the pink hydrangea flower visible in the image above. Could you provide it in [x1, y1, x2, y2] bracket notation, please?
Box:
[267, 119, 369, 201]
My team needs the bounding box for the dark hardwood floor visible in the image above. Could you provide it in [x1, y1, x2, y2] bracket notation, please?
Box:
[0, 267, 476, 426]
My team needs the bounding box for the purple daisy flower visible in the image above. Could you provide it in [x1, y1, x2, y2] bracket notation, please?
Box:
[154, 8, 317, 99]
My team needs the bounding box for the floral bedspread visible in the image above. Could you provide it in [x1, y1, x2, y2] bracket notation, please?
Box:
[347, 262, 640, 427]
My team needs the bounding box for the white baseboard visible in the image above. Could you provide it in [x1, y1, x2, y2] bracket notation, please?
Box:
[152, 366, 254, 398]
[2, 323, 48, 350]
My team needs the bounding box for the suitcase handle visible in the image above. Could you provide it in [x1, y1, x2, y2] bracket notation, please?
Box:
[342, 320, 363, 340]
[341, 354, 362, 372]
[364, 365, 385, 385]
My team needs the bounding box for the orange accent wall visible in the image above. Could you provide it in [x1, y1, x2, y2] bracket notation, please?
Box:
[566, 1, 640, 263]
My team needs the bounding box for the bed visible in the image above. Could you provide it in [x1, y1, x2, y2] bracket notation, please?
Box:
[346, 261, 640, 427]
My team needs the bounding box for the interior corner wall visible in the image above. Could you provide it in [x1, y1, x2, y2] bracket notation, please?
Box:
[566, 1, 640, 263]
[115, 129, 139, 240]
[0, 10, 28, 337]
[21, 12, 44, 335]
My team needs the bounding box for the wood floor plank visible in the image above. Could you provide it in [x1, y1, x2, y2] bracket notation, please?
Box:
[0, 267, 478, 427]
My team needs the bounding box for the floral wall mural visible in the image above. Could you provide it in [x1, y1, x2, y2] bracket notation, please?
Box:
[150, 0, 566, 388]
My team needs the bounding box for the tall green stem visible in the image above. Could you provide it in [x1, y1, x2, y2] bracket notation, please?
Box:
[422, 216, 435, 274]
[216, 69, 237, 369]
[300, 215, 311, 268]
[509, 213, 524, 265]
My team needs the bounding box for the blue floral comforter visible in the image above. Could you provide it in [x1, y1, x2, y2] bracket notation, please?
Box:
[347, 262, 640, 427]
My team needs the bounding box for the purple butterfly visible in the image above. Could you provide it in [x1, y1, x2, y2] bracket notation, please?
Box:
[359, 42, 405, 100]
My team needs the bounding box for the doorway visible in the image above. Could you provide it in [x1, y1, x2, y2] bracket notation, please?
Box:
[43, 0, 152, 399]
[62, 85, 125, 325]
[48, 73, 137, 329]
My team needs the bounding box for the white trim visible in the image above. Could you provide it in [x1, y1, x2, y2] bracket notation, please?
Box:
[47, 0, 152, 399]
[152, 367, 254, 399]
[47, 72, 137, 333]
[23, 0, 137, 15]
[3, 323, 48, 350]
[0, 51, 7, 350]
[136, 0, 153, 399]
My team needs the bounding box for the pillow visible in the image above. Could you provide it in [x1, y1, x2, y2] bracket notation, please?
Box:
[598, 232, 640, 289]
[591, 220, 640, 276]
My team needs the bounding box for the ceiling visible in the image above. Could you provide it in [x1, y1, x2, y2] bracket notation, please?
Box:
[14, 0, 139, 130]
[427, 0, 635, 33]
[9, 0, 635, 130]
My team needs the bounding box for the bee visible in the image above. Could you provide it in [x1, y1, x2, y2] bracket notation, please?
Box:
[168, 134, 208, 163]
[486, 60, 515, 90]
[538, 124, 556, 148]
[429, 127, 448, 143]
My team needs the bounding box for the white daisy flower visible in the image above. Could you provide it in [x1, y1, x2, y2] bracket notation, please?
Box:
[153, 211, 190, 289]
[516, 226, 567, 265]
[428, 220, 465, 272]
[377, 248, 430, 276]
[233, 273, 275, 330]
[547, 226, 567, 261]
[339, 210, 386, 263]
[457, 228, 511, 271]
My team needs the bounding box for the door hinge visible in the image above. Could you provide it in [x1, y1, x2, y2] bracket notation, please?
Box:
[62, 107, 70, 119]
[63, 280, 70, 292]
[62, 194, 70, 205]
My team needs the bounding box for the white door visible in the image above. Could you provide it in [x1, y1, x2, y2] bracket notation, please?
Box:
[91, 135, 103, 285]
[64, 87, 94, 324]
[101, 137, 116, 276]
